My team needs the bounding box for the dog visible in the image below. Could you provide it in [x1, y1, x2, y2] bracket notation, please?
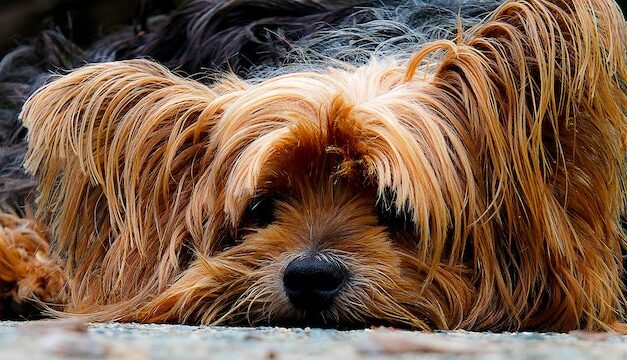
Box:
[0, 0, 501, 314]
[1, 0, 626, 332]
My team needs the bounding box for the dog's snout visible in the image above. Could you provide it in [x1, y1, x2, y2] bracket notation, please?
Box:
[283, 256, 346, 311]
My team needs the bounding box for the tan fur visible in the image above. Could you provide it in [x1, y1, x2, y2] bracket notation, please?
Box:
[0, 213, 66, 316]
[7, 0, 627, 331]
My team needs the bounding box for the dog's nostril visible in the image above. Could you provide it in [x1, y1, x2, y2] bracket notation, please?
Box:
[283, 256, 346, 311]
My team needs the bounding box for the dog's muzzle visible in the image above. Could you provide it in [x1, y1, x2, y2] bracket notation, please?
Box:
[283, 255, 346, 311]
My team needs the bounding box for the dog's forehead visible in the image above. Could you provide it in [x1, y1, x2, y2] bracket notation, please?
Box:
[217, 64, 432, 170]
[216, 64, 458, 228]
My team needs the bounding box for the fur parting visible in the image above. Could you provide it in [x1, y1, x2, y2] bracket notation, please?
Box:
[11, 0, 627, 331]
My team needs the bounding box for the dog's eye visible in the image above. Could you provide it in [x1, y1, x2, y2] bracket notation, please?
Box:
[243, 195, 276, 228]
[375, 200, 414, 233]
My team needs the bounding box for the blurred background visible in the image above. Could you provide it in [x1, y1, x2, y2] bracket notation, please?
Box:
[0, 0, 184, 56]
[1, 0, 626, 56]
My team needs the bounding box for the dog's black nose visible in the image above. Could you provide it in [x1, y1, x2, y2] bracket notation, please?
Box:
[283, 256, 346, 311]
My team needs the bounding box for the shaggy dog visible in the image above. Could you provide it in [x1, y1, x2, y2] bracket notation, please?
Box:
[1, 0, 626, 332]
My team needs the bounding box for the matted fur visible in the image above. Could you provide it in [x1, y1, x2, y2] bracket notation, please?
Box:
[8, 0, 627, 331]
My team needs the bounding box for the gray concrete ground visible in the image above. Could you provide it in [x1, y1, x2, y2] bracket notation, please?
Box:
[0, 320, 625, 359]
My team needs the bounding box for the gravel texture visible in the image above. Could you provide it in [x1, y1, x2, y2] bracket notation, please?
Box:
[0, 320, 625, 359]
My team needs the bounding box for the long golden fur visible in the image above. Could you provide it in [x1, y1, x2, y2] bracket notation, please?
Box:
[1, 0, 625, 331]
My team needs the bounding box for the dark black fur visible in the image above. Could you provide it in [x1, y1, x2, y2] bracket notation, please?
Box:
[101, 0, 359, 74]
[0, 30, 83, 214]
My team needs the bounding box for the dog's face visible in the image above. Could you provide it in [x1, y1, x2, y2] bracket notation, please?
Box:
[227, 166, 411, 327]
[224, 154, 422, 327]
[170, 65, 477, 328]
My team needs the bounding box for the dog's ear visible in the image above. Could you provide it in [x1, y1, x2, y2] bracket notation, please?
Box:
[19, 59, 237, 311]
[405, 0, 626, 330]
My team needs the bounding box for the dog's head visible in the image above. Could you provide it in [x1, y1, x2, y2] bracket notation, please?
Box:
[20, 0, 627, 331]
[184, 64, 477, 328]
